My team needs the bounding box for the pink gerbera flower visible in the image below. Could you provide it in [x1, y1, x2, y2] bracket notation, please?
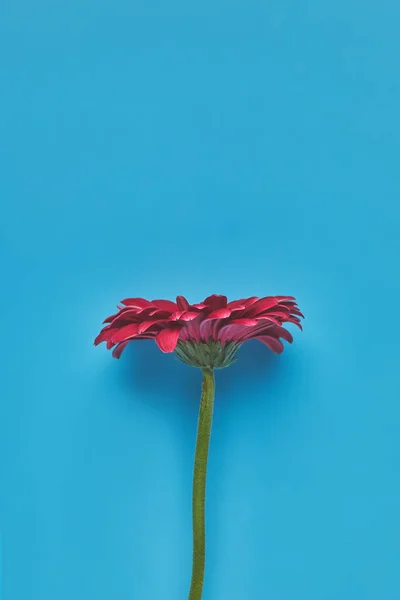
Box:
[95, 293, 304, 600]
[94, 293, 303, 367]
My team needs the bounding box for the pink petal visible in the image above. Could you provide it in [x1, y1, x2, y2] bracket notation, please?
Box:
[255, 336, 284, 353]
[114, 305, 141, 316]
[176, 295, 190, 310]
[285, 316, 303, 329]
[138, 306, 162, 318]
[217, 323, 254, 344]
[151, 299, 178, 311]
[135, 333, 158, 339]
[227, 300, 247, 310]
[199, 319, 214, 341]
[180, 315, 202, 343]
[103, 312, 119, 324]
[291, 308, 305, 318]
[200, 318, 225, 342]
[254, 315, 282, 325]
[203, 294, 228, 309]
[179, 311, 200, 321]
[137, 320, 160, 334]
[269, 326, 293, 343]
[111, 323, 140, 344]
[108, 309, 142, 327]
[259, 309, 290, 318]
[94, 326, 115, 345]
[228, 318, 259, 326]
[242, 297, 279, 317]
[155, 327, 181, 353]
[121, 298, 152, 308]
[112, 340, 130, 358]
[192, 302, 207, 310]
[242, 296, 259, 307]
[203, 308, 232, 320]
[170, 311, 186, 321]
[276, 295, 296, 301]
[240, 323, 277, 341]
[264, 304, 291, 313]
[107, 306, 141, 323]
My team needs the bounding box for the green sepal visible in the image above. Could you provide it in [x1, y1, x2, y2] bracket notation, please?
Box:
[174, 340, 240, 369]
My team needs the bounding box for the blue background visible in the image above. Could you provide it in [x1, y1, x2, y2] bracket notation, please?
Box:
[1, 2, 400, 599]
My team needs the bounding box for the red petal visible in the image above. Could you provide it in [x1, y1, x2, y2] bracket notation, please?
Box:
[137, 320, 160, 334]
[114, 306, 141, 316]
[285, 316, 303, 329]
[108, 309, 142, 327]
[243, 297, 278, 316]
[138, 306, 161, 318]
[226, 300, 247, 310]
[94, 326, 115, 345]
[264, 304, 291, 313]
[170, 311, 186, 321]
[180, 314, 203, 343]
[242, 296, 259, 307]
[199, 317, 226, 342]
[240, 323, 277, 341]
[217, 323, 255, 344]
[155, 327, 181, 353]
[204, 308, 231, 320]
[192, 302, 207, 310]
[228, 318, 259, 326]
[121, 298, 152, 308]
[111, 323, 140, 343]
[254, 315, 282, 325]
[146, 309, 171, 320]
[176, 295, 190, 310]
[276, 296, 296, 301]
[103, 312, 119, 324]
[135, 333, 158, 339]
[112, 340, 130, 358]
[203, 294, 228, 309]
[270, 326, 293, 343]
[179, 311, 200, 321]
[256, 336, 284, 353]
[260, 309, 290, 318]
[151, 299, 178, 312]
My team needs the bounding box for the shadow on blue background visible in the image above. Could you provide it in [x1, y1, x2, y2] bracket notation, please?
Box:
[1, 1, 400, 599]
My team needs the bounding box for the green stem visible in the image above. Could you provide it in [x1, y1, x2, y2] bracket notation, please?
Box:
[188, 368, 215, 600]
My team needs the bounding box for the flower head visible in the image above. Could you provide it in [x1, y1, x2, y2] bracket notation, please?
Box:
[94, 294, 303, 368]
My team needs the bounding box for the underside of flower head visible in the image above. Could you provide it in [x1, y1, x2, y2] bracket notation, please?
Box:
[175, 340, 241, 369]
[94, 294, 304, 367]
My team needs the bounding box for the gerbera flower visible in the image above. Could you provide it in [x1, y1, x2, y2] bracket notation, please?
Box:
[94, 294, 303, 367]
[95, 293, 303, 600]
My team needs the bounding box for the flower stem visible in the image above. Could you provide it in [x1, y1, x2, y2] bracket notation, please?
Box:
[188, 368, 215, 600]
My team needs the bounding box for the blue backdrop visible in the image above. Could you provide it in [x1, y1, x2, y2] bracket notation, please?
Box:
[1, 2, 400, 599]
